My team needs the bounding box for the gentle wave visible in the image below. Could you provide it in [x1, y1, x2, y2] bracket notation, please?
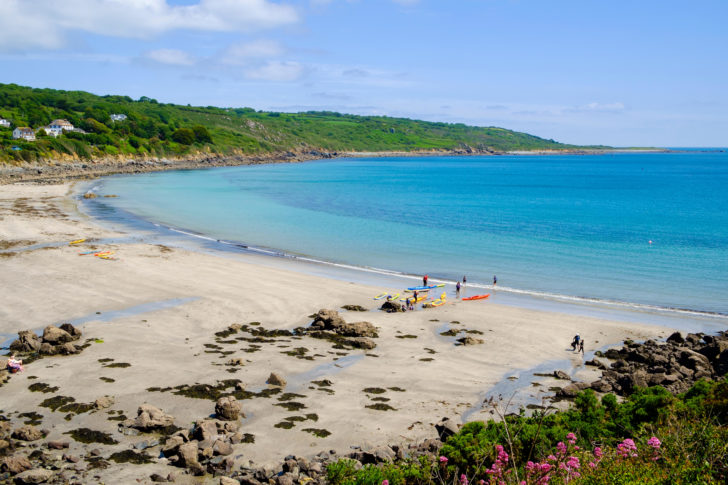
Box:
[149, 218, 728, 320]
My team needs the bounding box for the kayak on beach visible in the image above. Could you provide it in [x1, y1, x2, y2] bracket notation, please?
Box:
[69, 239, 86, 245]
[401, 294, 427, 303]
[373, 293, 389, 300]
[463, 294, 490, 301]
[387, 293, 401, 301]
[405, 284, 444, 292]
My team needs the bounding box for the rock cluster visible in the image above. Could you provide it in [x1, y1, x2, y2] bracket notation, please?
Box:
[162, 418, 243, 476]
[123, 404, 176, 431]
[380, 301, 403, 313]
[305, 309, 379, 349]
[9, 323, 83, 356]
[587, 331, 728, 396]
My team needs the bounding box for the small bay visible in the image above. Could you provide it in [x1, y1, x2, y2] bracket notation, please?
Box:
[94, 151, 728, 315]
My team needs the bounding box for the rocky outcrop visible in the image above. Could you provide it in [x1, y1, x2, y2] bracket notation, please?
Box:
[215, 396, 243, 421]
[8, 331, 41, 353]
[124, 404, 175, 431]
[456, 336, 484, 346]
[380, 301, 403, 313]
[588, 331, 728, 396]
[305, 309, 379, 349]
[9, 323, 83, 357]
[266, 373, 287, 388]
[11, 426, 44, 442]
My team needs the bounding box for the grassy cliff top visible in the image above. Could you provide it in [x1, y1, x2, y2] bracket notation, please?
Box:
[0, 83, 608, 163]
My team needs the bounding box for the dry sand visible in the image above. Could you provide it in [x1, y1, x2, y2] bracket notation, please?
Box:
[0, 183, 675, 483]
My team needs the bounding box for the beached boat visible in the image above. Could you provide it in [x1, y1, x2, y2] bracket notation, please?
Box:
[405, 284, 444, 292]
[463, 294, 490, 301]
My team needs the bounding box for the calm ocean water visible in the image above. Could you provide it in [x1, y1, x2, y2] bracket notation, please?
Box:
[91, 152, 728, 315]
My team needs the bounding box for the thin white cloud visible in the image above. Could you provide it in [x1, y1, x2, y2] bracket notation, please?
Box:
[0, 0, 299, 52]
[245, 61, 304, 81]
[568, 102, 626, 113]
[222, 40, 285, 65]
[144, 48, 196, 66]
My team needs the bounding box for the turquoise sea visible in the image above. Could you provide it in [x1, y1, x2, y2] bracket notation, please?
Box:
[89, 151, 728, 316]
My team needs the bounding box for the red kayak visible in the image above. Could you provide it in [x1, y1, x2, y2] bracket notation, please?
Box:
[462, 294, 490, 301]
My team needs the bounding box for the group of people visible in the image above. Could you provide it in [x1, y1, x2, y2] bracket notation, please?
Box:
[6, 354, 23, 373]
[571, 334, 585, 354]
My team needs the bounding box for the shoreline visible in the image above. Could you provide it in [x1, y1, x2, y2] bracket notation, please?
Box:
[78, 174, 727, 323]
[0, 182, 715, 483]
[0, 147, 671, 186]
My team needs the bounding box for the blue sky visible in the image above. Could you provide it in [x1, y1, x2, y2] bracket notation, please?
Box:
[1, 0, 726, 146]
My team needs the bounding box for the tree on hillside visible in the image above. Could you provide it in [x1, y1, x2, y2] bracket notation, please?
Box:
[192, 125, 212, 143]
[172, 128, 195, 145]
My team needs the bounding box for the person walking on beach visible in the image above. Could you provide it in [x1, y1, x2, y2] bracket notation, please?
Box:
[493, 275, 497, 286]
[579, 339, 585, 354]
[456, 281, 461, 295]
[423, 274, 428, 286]
[463, 276, 467, 286]
[571, 334, 580, 351]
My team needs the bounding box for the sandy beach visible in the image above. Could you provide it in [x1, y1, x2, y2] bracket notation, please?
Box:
[0, 182, 676, 483]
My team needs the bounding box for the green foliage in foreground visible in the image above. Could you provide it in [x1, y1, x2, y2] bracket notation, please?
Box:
[0, 83, 608, 163]
[327, 379, 728, 484]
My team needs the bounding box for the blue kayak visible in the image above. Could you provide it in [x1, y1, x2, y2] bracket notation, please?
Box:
[405, 284, 445, 291]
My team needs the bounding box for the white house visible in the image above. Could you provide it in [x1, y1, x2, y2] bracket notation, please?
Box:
[110, 114, 127, 122]
[0, 119, 10, 128]
[44, 119, 74, 137]
[12, 127, 36, 141]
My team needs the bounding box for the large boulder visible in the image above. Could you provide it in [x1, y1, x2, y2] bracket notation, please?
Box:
[338, 322, 378, 338]
[14, 468, 54, 484]
[267, 373, 287, 388]
[435, 417, 459, 440]
[215, 396, 242, 421]
[457, 336, 484, 346]
[177, 441, 205, 475]
[12, 425, 43, 442]
[310, 309, 346, 331]
[380, 301, 403, 313]
[9, 331, 41, 353]
[55, 342, 81, 355]
[1, 455, 32, 474]
[125, 404, 175, 431]
[59, 323, 82, 340]
[42, 325, 74, 345]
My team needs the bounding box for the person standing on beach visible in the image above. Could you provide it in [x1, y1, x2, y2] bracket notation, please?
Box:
[463, 276, 467, 285]
[493, 275, 497, 286]
[579, 339, 585, 354]
[423, 275, 428, 286]
[456, 281, 461, 295]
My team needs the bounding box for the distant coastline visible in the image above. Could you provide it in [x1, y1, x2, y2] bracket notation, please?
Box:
[0, 147, 668, 185]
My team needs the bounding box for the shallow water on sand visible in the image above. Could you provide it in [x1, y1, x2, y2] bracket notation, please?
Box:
[91, 151, 728, 316]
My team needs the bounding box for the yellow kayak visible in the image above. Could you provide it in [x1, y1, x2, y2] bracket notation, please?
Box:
[373, 293, 389, 300]
[69, 239, 86, 245]
[386, 293, 400, 301]
[401, 294, 427, 303]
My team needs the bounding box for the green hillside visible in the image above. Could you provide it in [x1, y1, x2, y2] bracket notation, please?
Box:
[0, 83, 601, 163]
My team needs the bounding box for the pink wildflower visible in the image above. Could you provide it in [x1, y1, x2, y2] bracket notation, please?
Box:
[566, 432, 577, 444]
[617, 438, 638, 458]
[593, 447, 603, 459]
[547, 454, 557, 461]
[648, 437, 661, 449]
[460, 474, 468, 485]
[439, 456, 448, 464]
[382, 480, 389, 485]
[556, 442, 567, 455]
[588, 461, 597, 469]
